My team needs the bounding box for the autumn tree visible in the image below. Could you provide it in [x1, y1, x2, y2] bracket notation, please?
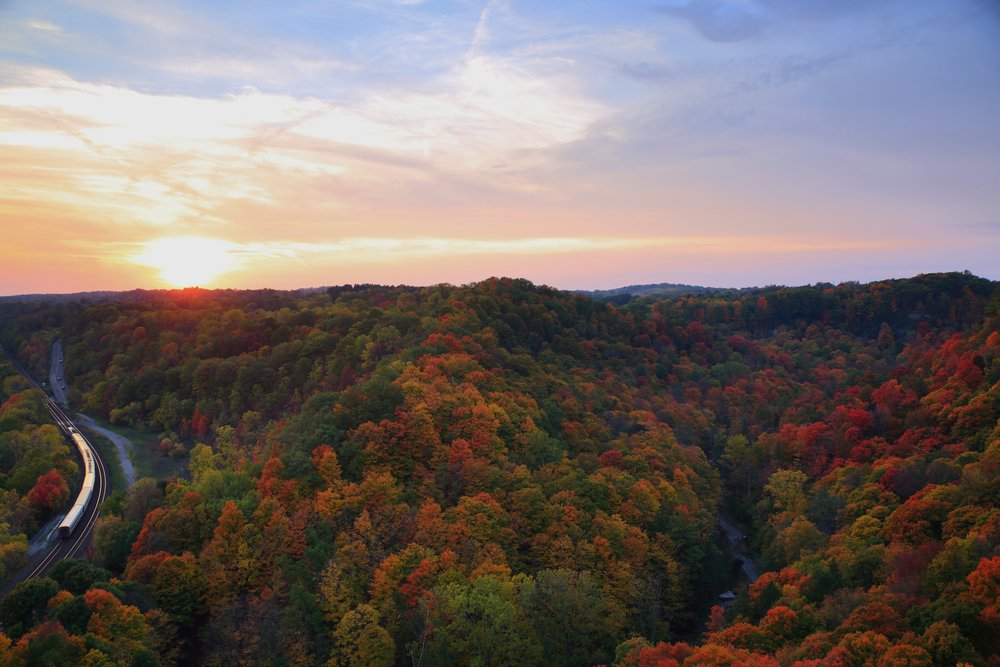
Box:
[330, 604, 393, 667]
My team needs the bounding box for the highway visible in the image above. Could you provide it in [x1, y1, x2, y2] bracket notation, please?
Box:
[50, 341, 69, 408]
[0, 345, 109, 595]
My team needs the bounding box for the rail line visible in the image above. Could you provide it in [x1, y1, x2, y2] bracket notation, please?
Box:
[0, 346, 109, 584]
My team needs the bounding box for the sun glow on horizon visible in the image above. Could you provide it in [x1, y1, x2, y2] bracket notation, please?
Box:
[132, 237, 242, 288]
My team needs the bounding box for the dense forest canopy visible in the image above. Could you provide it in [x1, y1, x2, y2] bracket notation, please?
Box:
[0, 271, 996, 666]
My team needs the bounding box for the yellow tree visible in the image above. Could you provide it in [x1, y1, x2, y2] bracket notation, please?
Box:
[330, 604, 393, 667]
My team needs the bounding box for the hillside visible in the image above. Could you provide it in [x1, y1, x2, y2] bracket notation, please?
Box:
[581, 282, 729, 303]
[0, 272, 996, 666]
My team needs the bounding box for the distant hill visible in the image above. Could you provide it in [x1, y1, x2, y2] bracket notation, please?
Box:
[581, 282, 730, 303]
[0, 285, 344, 305]
[0, 290, 126, 304]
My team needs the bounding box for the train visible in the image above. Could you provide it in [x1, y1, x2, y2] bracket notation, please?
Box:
[58, 427, 95, 539]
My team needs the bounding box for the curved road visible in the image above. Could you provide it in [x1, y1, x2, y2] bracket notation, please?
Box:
[0, 346, 109, 595]
[52, 341, 135, 485]
[74, 414, 136, 487]
[718, 513, 759, 582]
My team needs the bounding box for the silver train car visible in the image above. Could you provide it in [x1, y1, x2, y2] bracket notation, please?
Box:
[59, 428, 95, 539]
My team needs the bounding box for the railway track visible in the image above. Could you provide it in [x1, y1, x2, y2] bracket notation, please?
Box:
[0, 346, 109, 589]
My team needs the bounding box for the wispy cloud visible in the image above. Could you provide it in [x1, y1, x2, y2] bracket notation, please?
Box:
[654, 0, 899, 43]
[66, 0, 202, 36]
[0, 60, 605, 233]
[1, 0, 997, 294]
[120, 234, 896, 264]
[26, 20, 64, 33]
[655, 1, 768, 43]
[472, 0, 506, 51]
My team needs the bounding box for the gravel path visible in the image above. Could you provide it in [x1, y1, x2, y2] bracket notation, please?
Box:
[50, 342, 136, 487]
[74, 413, 136, 487]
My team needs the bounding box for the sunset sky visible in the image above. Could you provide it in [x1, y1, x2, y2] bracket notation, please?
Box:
[1, 0, 998, 294]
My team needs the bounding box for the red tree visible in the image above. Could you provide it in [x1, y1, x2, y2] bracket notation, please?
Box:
[27, 469, 70, 513]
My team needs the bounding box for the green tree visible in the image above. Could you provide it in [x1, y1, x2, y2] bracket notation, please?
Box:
[423, 575, 541, 667]
[124, 477, 164, 523]
[330, 604, 393, 667]
[0, 523, 27, 581]
[92, 516, 141, 574]
[0, 577, 59, 638]
[48, 559, 111, 595]
[523, 569, 614, 666]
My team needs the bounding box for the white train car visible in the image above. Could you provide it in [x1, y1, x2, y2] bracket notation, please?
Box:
[59, 428, 95, 539]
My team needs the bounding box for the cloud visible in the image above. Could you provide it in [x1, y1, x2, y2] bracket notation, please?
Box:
[616, 61, 675, 82]
[1, 58, 602, 157]
[67, 0, 197, 36]
[472, 0, 507, 51]
[0, 58, 605, 233]
[2, 0, 997, 293]
[90, 233, 900, 290]
[26, 19, 63, 33]
[157, 56, 361, 86]
[656, 1, 768, 42]
[655, 0, 892, 43]
[122, 235, 895, 263]
[735, 50, 847, 93]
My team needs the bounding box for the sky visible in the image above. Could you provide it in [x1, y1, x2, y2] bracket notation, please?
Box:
[0, 0, 998, 294]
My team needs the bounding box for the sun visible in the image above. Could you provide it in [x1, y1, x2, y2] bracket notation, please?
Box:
[132, 237, 242, 288]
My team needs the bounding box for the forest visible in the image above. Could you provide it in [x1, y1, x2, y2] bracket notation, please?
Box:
[0, 357, 78, 582]
[0, 271, 996, 666]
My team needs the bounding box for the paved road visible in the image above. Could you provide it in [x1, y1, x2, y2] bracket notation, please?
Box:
[50, 341, 68, 408]
[718, 514, 759, 582]
[0, 346, 109, 595]
[50, 342, 135, 487]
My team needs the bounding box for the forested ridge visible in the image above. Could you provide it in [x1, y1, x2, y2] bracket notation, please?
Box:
[0, 271, 997, 666]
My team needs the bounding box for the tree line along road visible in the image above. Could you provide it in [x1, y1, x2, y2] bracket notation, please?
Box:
[0, 346, 109, 597]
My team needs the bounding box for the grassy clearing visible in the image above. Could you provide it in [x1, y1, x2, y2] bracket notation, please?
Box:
[82, 418, 189, 483]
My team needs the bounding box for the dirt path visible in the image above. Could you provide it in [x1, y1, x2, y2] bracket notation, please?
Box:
[75, 414, 136, 487]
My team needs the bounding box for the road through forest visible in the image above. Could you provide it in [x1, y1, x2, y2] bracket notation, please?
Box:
[718, 513, 759, 583]
[51, 342, 136, 487]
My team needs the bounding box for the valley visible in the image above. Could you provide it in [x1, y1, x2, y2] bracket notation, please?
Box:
[0, 272, 996, 665]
